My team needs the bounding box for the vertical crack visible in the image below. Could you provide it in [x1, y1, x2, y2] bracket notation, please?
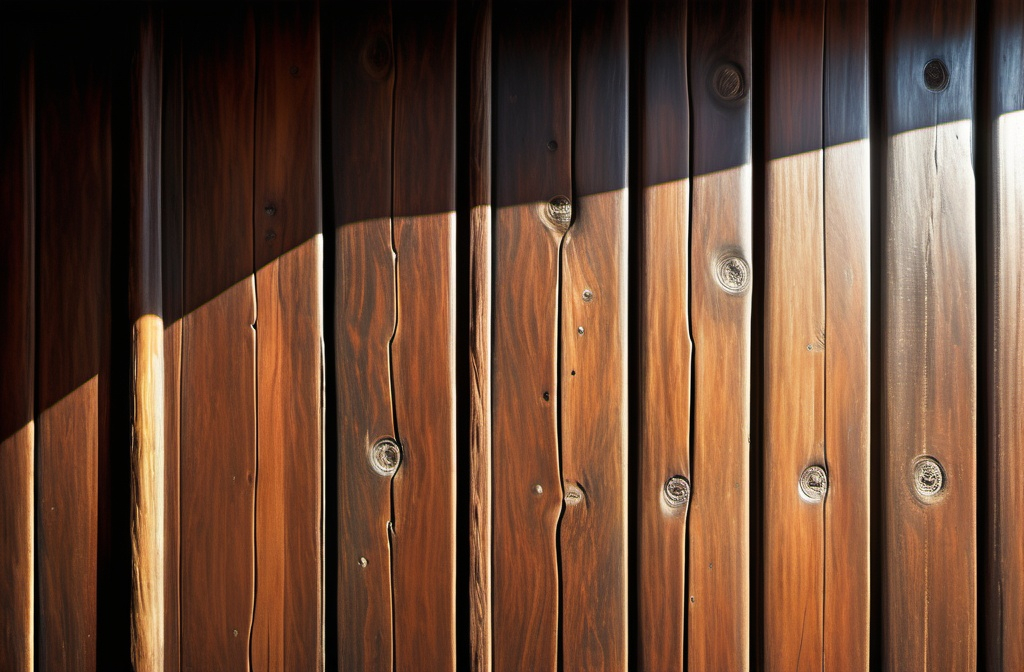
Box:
[683, 7, 696, 667]
[248, 12, 260, 669]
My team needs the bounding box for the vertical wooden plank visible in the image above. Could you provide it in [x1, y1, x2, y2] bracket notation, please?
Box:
[467, 0, 493, 669]
[0, 22, 34, 672]
[128, 8, 165, 670]
[986, 0, 1024, 668]
[179, 8, 256, 670]
[637, 0, 691, 668]
[390, 3, 457, 668]
[160, 15, 183, 670]
[883, 1, 976, 668]
[559, 0, 628, 668]
[330, 2, 396, 668]
[763, 2, 825, 669]
[35, 19, 111, 670]
[687, 0, 752, 668]
[251, 4, 323, 670]
[822, 0, 871, 668]
[491, 0, 571, 668]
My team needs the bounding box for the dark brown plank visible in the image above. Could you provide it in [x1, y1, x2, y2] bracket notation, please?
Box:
[883, 1, 977, 668]
[763, 2, 825, 669]
[35, 20, 112, 670]
[467, 0, 493, 669]
[822, 1, 870, 668]
[986, 0, 1024, 668]
[491, 1, 571, 668]
[330, 3, 396, 669]
[558, 1, 629, 668]
[179, 8, 256, 670]
[390, 3, 457, 668]
[250, 4, 323, 670]
[637, 2, 691, 668]
[128, 8, 166, 669]
[687, 0, 753, 668]
[0, 23, 34, 671]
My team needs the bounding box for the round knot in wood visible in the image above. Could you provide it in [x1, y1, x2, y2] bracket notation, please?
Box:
[923, 59, 949, 92]
[716, 255, 750, 294]
[547, 196, 572, 227]
[799, 465, 828, 502]
[369, 438, 401, 476]
[664, 476, 690, 508]
[361, 34, 393, 80]
[913, 456, 944, 499]
[564, 483, 584, 506]
[711, 63, 746, 102]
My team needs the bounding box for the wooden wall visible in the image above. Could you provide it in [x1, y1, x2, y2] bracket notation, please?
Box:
[0, 0, 1022, 670]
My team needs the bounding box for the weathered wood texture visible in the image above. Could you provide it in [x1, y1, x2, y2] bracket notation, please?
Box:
[687, 0, 753, 668]
[883, 0, 977, 668]
[763, 3, 825, 670]
[251, 4, 323, 671]
[179, 8, 257, 669]
[491, 1, 571, 670]
[35, 17, 112, 670]
[128, 8, 165, 670]
[986, 0, 1024, 668]
[822, 1, 871, 668]
[637, 0, 691, 669]
[0, 21, 34, 672]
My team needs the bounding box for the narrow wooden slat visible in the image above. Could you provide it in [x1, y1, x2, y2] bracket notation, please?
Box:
[35, 20, 111, 669]
[330, 3, 396, 668]
[491, 1, 571, 668]
[0, 23, 34, 671]
[986, 0, 1024, 668]
[251, 4, 323, 669]
[389, 4, 458, 668]
[128, 8, 165, 669]
[467, 0, 493, 669]
[179, 8, 257, 669]
[559, 1, 628, 667]
[883, 1, 977, 668]
[687, 0, 753, 668]
[637, 0, 691, 667]
[822, 1, 870, 668]
[763, 2, 825, 669]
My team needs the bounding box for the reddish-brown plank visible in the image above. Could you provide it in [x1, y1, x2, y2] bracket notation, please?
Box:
[329, 2, 396, 669]
[251, 4, 323, 670]
[467, 0, 493, 669]
[883, 1, 977, 668]
[559, 1, 629, 668]
[822, 0, 871, 668]
[35, 20, 112, 670]
[390, 3, 458, 668]
[637, 1, 691, 667]
[491, 1, 571, 668]
[179, 8, 257, 670]
[763, 2, 825, 669]
[986, 0, 1024, 668]
[687, 0, 753, 668]
[0, 23, 34, 671]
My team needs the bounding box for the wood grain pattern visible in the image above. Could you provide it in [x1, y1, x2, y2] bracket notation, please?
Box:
[179, 8, 256, 670]
[251, 5, 323, 670]
[35, 22, 111, 669]
[492, 1, 571, 669]
[822, 1, 871, 668]
[763, 3, 825, 669]
[986, 0, 1024, 668]
[687, 1, 753, 669]
[128, 9, 166, 670]
[467, 0, 493, 669]
[330, 3, 396, 669]
[884, 1, 977, 668]
[0, 23, 34, 671]
[390, 4, 457, 668]
[558, 1, 628, 668]
[637, 2, 691, 667]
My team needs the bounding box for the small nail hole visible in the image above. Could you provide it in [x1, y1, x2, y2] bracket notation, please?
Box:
[547, 140, 558, 151]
